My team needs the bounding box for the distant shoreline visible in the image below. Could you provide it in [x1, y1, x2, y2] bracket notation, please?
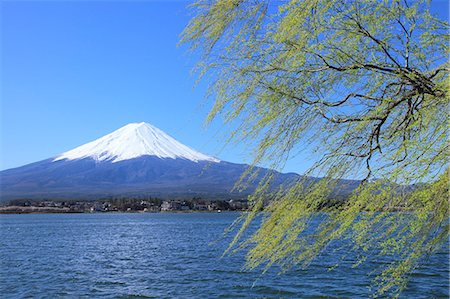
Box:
[0, 198, 249, 214]
[0, 206, 237, 215]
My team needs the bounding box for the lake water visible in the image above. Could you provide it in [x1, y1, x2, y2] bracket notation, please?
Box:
[0, 213, 448, 298]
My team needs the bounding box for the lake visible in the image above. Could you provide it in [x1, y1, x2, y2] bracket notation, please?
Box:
[0, 213, 448, 298]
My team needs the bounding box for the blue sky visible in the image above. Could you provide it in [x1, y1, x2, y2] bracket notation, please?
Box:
[1, 1, 251, 171]
[1, 0, 448, 173]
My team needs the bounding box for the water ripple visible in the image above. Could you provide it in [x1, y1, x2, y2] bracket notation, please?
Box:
[0, 213, 448, 298]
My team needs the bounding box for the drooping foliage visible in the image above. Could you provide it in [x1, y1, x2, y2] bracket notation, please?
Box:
[181, 0, 449, 297]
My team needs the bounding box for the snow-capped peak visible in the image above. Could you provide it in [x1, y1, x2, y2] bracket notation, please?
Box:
[54, 122, 220, 163]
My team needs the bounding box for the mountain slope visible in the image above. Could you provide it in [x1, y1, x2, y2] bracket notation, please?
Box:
[0, 157, 302, 201]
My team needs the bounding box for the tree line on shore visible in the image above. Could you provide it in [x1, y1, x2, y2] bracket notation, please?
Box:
[1, 197, 249, 213]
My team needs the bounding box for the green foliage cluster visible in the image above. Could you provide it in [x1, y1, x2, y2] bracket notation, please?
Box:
[181, 0, 449, 297]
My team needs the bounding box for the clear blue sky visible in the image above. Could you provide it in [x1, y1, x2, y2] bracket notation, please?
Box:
[1, 1, 253, 171]
[1, 0, 448, 173]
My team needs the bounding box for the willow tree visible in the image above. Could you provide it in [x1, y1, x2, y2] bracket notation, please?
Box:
[181, 0, 449, 297]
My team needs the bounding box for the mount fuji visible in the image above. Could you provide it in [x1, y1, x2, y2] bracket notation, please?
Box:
[1, 122, 310, 202]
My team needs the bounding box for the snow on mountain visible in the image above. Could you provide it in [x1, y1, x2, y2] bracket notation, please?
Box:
[54, 122, 220, 163]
